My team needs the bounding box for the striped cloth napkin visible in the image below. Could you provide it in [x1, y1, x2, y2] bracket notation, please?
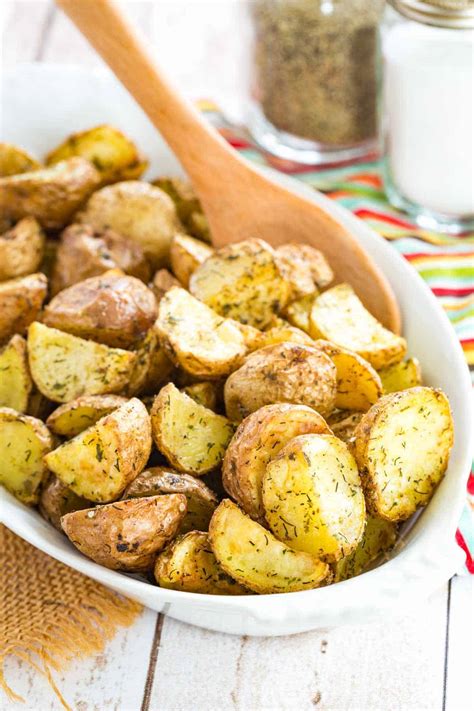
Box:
[199, 101, 474, 574]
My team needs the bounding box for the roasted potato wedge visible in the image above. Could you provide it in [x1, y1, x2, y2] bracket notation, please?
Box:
[0, 407, 54, 505]
[77, 180, 179, 269]
[224, 342, 337, 421]
[155, 287, 247, 379]
[61, 494, 187, 571]
[263, 434, 366, 562]
[0, 335, 32, 412]
[182, 382, 218, 411]
[261, 318, 315, 348]
[150, 268, 180, 303]
[169, 233, 213, 287]
[51, 223, 150, 295]
[43, 271, 157, 350]
[151, 383, 235, 475]
[223, 403, 331, 523]
[28, 322, 136, 403]
[155, 531, 248, 594]
[45, 124, 148, 184]
[45, 398, 151, 502]
[310, 284, 407, 369]
[189, 239, 290, 328]
[152, 176, 211, 242]
[123, 467, 218, 533]
[0, 273, 48, 343]
[39, 474, 92, 531]
[0, 158, 100, 229]
[378, 357, 422, 393]
[276, 243, 333, 300]
[124, 328, 159, 397]
[0, 217, 45, 281]
[46, 394, 128, 437]
[0, 142, 41, 177]
[334, 515, 398, 582]
[353, 387, 454, 521]
[209, 500, 330, 594]
[283, 293, 315, 334]
[327, 410, 363, 443]
[316, 340, 383, 411]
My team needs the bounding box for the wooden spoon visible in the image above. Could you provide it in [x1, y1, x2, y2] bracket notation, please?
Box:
[56, 0, 400, 332]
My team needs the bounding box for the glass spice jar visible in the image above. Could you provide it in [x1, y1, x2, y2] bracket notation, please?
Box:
[248, 0, 385, 165]
[383, 0, 474, 233]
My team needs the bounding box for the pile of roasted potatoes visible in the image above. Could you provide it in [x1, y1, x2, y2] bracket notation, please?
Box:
[0, 125, 454, 595]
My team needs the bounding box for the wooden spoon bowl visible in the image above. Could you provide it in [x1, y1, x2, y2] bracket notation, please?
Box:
[56, 0, 400, 332]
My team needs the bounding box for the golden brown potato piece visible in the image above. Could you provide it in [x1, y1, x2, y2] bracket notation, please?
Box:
[187, 210, 211, 243]
[283, 293, 315, 334]
[123, 328, 159, 397]
[151, 383, 235, 476]
[189, 239, 290, 328]
[39, 474, 92, 531]
[224, 342, 337, 422]
[182, 382, 218, 411]
[155, 531, 248, 594]
[327, 410, 363, 443]
[223, 403, 331, 523]
[61, 494, 187, 571]
[28, 322, 136, 403]
[123, 466, 218, 533]
[263, 434, 366, 562]
[310, 284, 407, 369]
[0, 217, 45, 281]
[45, 124, 148, 185]
[209, 500, 330, 594]
[169, 233, 213, 287]
[0, 273, 48, 343]
[51, 223, 150, 295]
[353, 387, 454, 521]
[45, 398, 151, 502]
[46, 394, 128, 437]
[150, 268, 180, 303]
[0, 407, 54, 505]
[156, 287, 247, 379]
[334, 515, 398, 582]
[276, 243, 333, 299]
[152, 176, 211, 242]
[0, 142, 41, 177]
[0, 335, 32, 412]
[0, 158, 100, 229]
[378, 358, 422, 393]
[261, 318, 315, 348]
[43, 271, 157, 350]
[315, 340, 383, 411]
[77, 180, 179, 269]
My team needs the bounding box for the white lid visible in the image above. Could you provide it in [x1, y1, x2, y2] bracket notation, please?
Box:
[389, 0, 474, 27]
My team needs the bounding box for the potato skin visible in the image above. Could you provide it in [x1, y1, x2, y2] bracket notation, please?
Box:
[328, 410, 363, 443]
[39, 474, 92, 531]
[51, 224, 150, 295]
[0, 158, 101, 229]
[275, 243, 333, 300]
[150, 268, 180, 303]
[0, 217, 45, 281]
[224, 342, 337, 421]
[0, 273, 48, 343]
[352, 387, 454, 521]
[61, 494, 187, 571]
[43, 271, 157, 350]
[123, 466, 218, 533]
[77, 180, 179, 269]
[169, 233, 213, 287]
[0, 142, 41, 177]
[155, 530, 248, 594]
[223, 403, 331, 523]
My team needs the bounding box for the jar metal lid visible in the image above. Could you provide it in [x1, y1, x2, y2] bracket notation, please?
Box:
[389, 0, 474, 27]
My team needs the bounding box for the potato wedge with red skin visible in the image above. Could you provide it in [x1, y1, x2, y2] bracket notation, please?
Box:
[61, 494, 187, 571]
[0, 273, 47, 343]
[0, 217, 45, 281]
[223, 403, 331, 523]
[39, 474, 92, 531]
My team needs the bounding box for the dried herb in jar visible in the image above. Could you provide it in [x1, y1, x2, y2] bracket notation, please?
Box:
[251, 0, 384, 146]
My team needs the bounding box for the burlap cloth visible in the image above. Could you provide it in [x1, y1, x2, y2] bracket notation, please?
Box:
[0, 524, 143, 709]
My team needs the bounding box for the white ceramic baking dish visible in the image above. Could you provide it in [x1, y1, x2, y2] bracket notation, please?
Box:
[1, 64, 472, 636]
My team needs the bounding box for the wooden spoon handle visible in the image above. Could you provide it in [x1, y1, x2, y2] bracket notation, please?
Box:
[56, 0, 233, 177]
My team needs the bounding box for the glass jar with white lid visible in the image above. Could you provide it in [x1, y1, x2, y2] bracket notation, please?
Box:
[383, 1, 474, 233]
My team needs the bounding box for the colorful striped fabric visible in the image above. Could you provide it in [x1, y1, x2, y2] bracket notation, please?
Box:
[199, 102, 474, 573]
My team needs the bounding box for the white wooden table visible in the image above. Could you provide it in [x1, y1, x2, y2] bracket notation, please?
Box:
[2, 3, 473, 709]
